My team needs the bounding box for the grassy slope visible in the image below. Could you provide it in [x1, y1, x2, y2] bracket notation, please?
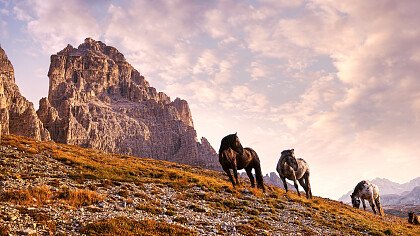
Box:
[1, 134, 419, 235]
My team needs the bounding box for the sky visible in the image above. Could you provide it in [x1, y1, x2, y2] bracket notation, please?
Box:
[1, 0, 420, 199]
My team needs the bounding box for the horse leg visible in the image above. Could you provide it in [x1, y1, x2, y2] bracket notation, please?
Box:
[223, 167, 236, 187]
[375, 197, 383, 216]
[368, 198, 377, 214]
[362, 199, 366, 211]
[291, 172, 301, 196]
[293, 180, 301, 196]
[233, 166, 240, 186]
[280, 176, 288, 192]
[245, 167, 255, 188]
[303, 172, 312, 199]
[298, 178, 309, 199]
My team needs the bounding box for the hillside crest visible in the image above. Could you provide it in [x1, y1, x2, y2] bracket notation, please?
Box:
[0, 135, 418, 235]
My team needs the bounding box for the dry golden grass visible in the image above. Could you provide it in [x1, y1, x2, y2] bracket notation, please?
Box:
[81, 217, 194, 235]
[57, 187, 104, 207]
[0, 185, 52, 205]
[285, 193, 420, 236]
[236, 224, 257, 235]
[0, 184, 103, 208]
[136, 203, 163, 215]
[1, 134, 420, 236]
[0, 225, 9, 236]
[1, 135, 230, 192]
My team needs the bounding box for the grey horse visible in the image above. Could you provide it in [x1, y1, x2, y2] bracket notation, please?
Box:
[350, 180, 383, 216]
[276, 149, 312, 199]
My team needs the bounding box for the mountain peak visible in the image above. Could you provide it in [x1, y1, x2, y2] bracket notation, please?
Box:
[55, 38, 126, 63]
[0, 46, 50, 141]
[0, 45, 14, 74]
[39, 38, 220, 170]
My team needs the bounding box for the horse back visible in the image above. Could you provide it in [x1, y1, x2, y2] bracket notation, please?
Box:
[236, 147, 259, 170]
[354, 181, 380, 200]
[295, 158, 309, 179]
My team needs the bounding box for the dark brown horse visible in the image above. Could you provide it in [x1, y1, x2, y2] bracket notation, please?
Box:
[408, 212, 420, 225]
[219, 133, 265, 191]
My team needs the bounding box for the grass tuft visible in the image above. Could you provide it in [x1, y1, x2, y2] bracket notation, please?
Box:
[57, 187, 103, 207]
[81, 217, 194, 235]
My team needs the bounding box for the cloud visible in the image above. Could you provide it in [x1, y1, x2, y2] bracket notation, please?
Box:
[5, 0, 420, 199]
[268, 0, 420, 197]
[12, 0, 102, 54]
[0, 19, 6, 38]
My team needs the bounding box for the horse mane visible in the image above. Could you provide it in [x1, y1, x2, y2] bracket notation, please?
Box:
[219, 134, 236, 153]
[279, 149, 296, 169]
[352, 180, 368, 196]
[219, 133, 244, 155]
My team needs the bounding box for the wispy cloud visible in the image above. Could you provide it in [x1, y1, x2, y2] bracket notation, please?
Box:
[3, 0, 420, 199]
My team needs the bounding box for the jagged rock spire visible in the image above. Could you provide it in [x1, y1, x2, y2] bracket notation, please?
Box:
[38, 38, 220, 170]
[0, 45, 50, 141]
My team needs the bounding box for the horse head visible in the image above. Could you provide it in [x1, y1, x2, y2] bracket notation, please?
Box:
[350, 193, 361, 208]
[220, 133, 244, 155]
[233, 133, 244, 155]
[281, 149, 298, 171]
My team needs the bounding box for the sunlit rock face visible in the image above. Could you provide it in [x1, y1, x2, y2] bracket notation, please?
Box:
[38, 38, 220, 170]
[0, 46, 50, 141]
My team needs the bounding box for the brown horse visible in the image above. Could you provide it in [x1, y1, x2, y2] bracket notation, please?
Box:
[408, 212, 420, 225]
[276, 149, 312, 199]
[219, 133, 265, 191]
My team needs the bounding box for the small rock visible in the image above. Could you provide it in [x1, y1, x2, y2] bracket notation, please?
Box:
[19, 228, 36, 235]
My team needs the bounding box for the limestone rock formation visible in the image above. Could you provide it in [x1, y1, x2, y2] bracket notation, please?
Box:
[38, 38, 220, 170]
[0, 46, 50, 141]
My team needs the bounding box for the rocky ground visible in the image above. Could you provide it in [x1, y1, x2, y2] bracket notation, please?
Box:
[0, 135, 419, 235]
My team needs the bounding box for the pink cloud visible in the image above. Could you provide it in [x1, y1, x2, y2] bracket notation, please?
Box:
[5, 0, 420, 199]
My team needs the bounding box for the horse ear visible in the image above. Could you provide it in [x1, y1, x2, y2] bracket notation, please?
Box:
[235, 132, 237, 136]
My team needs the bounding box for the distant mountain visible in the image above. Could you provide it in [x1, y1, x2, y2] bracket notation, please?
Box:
[263, 172, 295, 190]
[381, 186, 420, 206]
[239, 172, 295, 190]
[338, 177, 420, 204]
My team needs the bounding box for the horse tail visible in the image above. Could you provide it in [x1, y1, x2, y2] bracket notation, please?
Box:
[247, 148, 265, 191]
[255, 162, 265, 190]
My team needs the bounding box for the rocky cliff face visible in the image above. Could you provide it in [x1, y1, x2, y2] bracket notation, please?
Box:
[0, 46, 50, 141]
[38, 38, 220, 170]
